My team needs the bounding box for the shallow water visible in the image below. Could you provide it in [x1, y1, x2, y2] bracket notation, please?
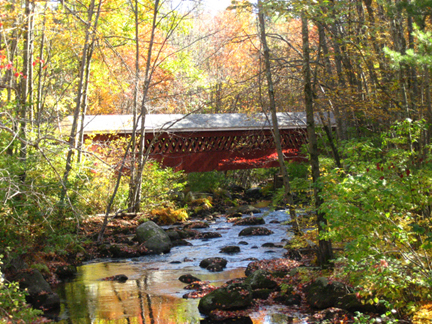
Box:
[56, 209, 307, 323]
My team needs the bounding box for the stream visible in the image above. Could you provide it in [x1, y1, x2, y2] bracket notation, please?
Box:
[55, 208, 307, 323]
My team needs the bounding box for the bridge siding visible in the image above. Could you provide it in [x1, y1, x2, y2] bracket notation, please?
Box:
[87, 128, 308, 173]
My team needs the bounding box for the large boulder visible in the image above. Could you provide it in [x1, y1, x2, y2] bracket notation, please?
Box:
[14, 269, 60, 311]
[135, 221, 172, 254]
[246, 269, 278, 290]
[198, 282, 253, 315]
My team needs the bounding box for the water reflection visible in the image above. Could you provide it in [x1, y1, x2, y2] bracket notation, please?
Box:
[57, 262, 245, 323]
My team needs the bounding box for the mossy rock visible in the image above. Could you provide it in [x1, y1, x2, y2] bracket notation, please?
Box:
[198, 283, 253, 315]
[135, 221, 172, 254]
[246, 269, 278, 290]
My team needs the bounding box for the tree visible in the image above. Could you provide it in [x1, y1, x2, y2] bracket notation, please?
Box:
[257, 0, 300, 233]
[302, 11, 333, 267]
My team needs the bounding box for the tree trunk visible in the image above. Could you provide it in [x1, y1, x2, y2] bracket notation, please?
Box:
[36, 1, 48, 136]
[302, 13, 334, 267]
[258, 0, 299, 233]
[129, 0, 160, 212]
[60, 0, 101, 204]
[128, 0, 141, 212]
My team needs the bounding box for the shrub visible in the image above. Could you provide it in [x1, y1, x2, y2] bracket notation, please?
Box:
[0, 254, 43, 323]
[320, 119, 432, 314]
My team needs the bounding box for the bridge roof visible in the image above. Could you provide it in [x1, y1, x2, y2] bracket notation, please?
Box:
[62, 112, 334, 134]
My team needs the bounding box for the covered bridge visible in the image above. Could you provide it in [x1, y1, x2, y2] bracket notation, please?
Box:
[63, 112, 330, 173]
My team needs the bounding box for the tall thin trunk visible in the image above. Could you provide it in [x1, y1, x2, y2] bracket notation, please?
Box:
[60, 0, 101, 204]
[18, 0, 34, 181]
[36, 1, 48, 136]
[316, 21, 342, 168]
[302, 13, 334, 267]
[425, 67, 432, 145]
[130, 0, 160, 212]
[258, 0, 299, 233]
[128, 0, 140, 211]
[77, 45, 93, 163]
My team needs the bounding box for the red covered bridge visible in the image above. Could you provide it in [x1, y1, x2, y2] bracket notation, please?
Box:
[64, 113, 332, 173]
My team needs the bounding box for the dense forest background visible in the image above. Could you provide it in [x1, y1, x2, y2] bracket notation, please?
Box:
[1, 0, 432, 322]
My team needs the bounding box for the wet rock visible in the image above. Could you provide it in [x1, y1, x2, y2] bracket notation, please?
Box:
[241, 257, 258, 261]
[198, 282, 253, 315]
[135, 221, 172, 254]
[216, 227, 230, 231]
[101, 274, 128, 282]
[183, 221, 210, 229]
[304, 277, 352, 309]
[171, 239, 192, 247]
[220, 246, 240, 254]
[199, 257, 228, 272]
[170, 261, 181, 264]
[238, 241, 248, 245]
[198, 232, 222, 239]
[179, 274, 202, 283]
[262, 243, 276, 247]
[233, 217, 265, 226]
[251, 246, 258, 249]
[239, 227, 273, 236]
[13, 269, 60, 311]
